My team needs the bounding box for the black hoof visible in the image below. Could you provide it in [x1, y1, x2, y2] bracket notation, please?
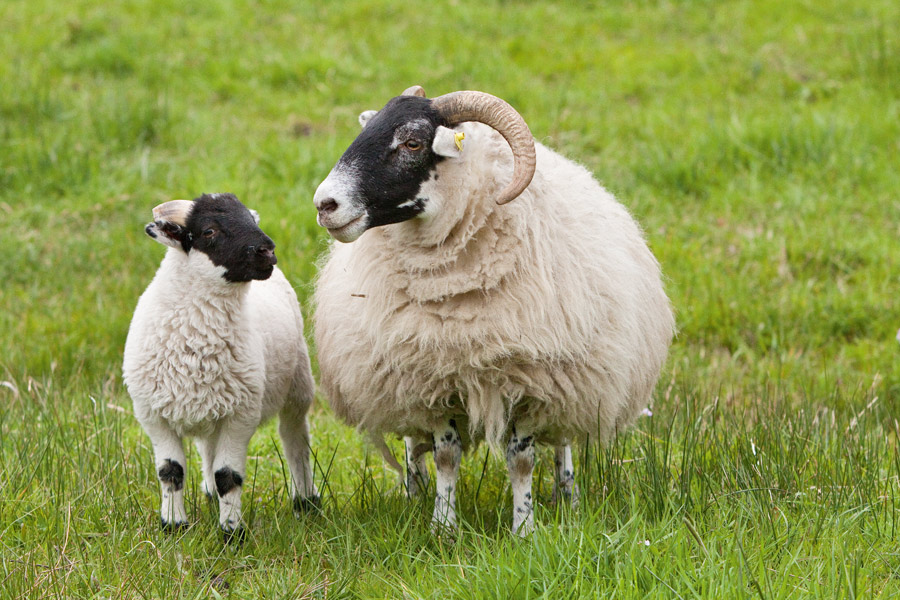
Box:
[160, 519, 188, 533]
[293, 495, 322, 514]
[222, 525, 246, 545]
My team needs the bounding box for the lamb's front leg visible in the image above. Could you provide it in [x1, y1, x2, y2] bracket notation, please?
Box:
[212, 414, 258, 541]
[506, 425, 535, 536]
[141, 417, 188, 531]
[431, 420, 461, 532]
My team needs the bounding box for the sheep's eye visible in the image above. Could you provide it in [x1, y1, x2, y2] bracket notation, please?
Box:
[403, 140, 422, 151]
[202, 228, 217, 238]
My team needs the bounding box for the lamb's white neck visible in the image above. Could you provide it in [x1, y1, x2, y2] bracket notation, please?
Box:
[155, 249, 249, 316]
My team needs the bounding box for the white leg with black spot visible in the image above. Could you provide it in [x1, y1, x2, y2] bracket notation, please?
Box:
[553, 443, 579, 506]
[142, 417, 188, 529]
[506, 425, 535, 536]
[405, 436, 430, 498]
[431, 421, 461, 532]
[211, 415, 257, 534]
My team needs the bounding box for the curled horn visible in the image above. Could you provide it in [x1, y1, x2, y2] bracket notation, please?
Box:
[430, 90, 536, 205]
[152, 200, 193, 226]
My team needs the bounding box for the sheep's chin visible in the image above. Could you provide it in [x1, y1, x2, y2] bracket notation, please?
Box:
[327, 214, 368, 243]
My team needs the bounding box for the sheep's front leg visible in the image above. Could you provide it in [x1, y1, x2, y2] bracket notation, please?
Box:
[212, 415, 257, 541]
[278, 403, 320, 513]
[142, 417, 188, 531]
[552, 443, 579, 507]
[431, 420, 461, 532]
[506, 425, 535, 536]
[405, 436, 430, 498]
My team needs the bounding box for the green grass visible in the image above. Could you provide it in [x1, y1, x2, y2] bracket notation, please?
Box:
[1, 0, 899, 597]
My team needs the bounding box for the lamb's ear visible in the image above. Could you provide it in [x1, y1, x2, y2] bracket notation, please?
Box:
[149, 200, 194, 251]
[432, 126, 464, 158]
[145, 221, 190, 250]
[358, 110, 377, 129]
[248, 208, 260, 225]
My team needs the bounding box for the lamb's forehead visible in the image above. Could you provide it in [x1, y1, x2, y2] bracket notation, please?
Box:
[188, 193, 251, 222]
[153, 194, 254, 228]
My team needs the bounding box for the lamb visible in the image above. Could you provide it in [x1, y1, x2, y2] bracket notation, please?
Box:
[311, 86, 675, 536]
[123, 193, 318, 540]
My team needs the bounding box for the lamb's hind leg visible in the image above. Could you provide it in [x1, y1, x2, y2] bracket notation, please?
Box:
[141, 417, 188, 531]
[405, 436, 430, 498]
[195, 434, 218, 502]
[279, 401, 320, 513]
[506, 425, 535, 536]
[431, 420, 461, 532]
[552, 443, 579, 507]
[211, 414, 257, 542]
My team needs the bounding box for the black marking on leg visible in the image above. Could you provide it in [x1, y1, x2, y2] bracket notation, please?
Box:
[160, 519, 188, 533]
[158, 459, 185, 491]
[293, 495, 322, 514]
[214, 467, 243, 497]
[222, 525, 246, 545]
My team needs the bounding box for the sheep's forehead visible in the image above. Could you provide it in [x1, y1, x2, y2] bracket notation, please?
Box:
[341, 97, 439, 161]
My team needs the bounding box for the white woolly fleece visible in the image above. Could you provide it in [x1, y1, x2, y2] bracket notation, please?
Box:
[124, 250, 314, 435]
[313, 122, 675, 447]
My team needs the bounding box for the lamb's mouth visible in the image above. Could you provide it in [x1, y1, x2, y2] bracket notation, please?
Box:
[326, 214, 367, 243]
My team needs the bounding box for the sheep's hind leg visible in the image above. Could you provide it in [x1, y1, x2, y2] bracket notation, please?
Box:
[195, 435, 218, 502]
[279, 402, 320, 513]
[506, 425, 535, 536]
[405, 436, 430, 498]
[552, 443, 579, 507]
[431, 420, 461, 533]
[142, 418, 188, 531]
[211, 415, 257, 542]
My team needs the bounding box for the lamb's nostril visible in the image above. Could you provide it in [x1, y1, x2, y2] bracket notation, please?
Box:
[317, 198, 338, 215]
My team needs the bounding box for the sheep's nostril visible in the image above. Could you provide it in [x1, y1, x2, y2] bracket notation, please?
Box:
[316, 198, 338, 215]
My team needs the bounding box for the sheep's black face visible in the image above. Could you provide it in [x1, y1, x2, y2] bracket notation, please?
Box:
[313, 96, 448, 242]
[149, 193, 277, 282]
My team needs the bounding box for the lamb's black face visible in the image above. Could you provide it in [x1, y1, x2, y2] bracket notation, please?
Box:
[150, 193, 276, 282]
[313, 96, 448, 242]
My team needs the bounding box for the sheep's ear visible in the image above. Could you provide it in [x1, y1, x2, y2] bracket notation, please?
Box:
[248, 208, 260, 225]
[148, 200, 194, 251]
[358, 110, 377, 129]
[432, 126, 463, 158]
[145, 221, 191, 250]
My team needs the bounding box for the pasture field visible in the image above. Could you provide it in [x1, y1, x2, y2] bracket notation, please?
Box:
[1, 0, 899, 597]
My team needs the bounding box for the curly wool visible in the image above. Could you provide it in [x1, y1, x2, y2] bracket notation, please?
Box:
[314, 123, 674, 447]
[124, 251, 312, 436]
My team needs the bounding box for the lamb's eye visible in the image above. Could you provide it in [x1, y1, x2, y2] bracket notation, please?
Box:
[202, 228, 217, 238]
[403, 140, 422, 151]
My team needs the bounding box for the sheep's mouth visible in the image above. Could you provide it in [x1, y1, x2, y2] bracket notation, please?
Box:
[326, 214, 367, 243]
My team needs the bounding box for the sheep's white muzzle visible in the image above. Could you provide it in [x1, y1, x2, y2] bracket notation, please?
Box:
[314, 169, 368, 243]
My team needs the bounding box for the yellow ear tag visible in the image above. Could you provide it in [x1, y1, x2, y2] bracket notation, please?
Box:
[454, 131, 465, 151]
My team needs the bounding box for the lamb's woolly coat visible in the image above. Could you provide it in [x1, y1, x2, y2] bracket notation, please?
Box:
[314, 122, 674, 446]
[124, 250, 313, 435]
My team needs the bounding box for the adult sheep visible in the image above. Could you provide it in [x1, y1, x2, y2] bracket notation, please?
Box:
[123, 193, 319, 541]
[312, 86, 674, 535]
